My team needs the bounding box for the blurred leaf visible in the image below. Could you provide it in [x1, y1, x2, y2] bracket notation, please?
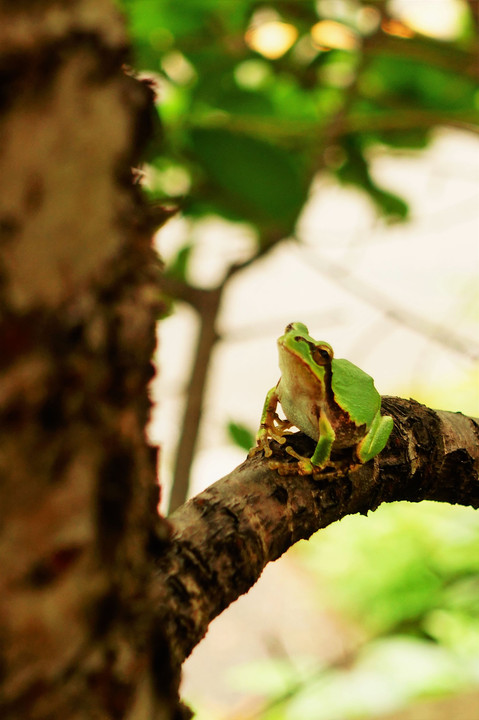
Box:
[227, 420, 255, 452]
[228, 657, 300, 697]
[123, 0, 219, 40]
[231, 635, 476, 720]
[365, 55, 477, 112]
[369, 128, 431, 150]
[268, 75, 326, 121]
[286, 637, 473, 720]
[425, 607, 479, 652]
[191, 59, 275, 115]
[166, 243, 193, 282]
[214, 88, 275, 116]
[191, 128, 307, 227]
[296, 503, 479, 637]
[337, 135, 409, 220]
[369, 187, 409, 220]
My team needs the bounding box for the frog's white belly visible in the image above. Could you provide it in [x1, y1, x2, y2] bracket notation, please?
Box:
[276, 377, 365, 450]
[276, 381, 321, 441]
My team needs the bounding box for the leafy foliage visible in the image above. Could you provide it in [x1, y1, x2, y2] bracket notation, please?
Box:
[121, 0, 479, 254]
[227, 420, 256, 452]
[299, 503, 479, 640]
[191, 128, 306, 227]
[227, 504, 479, 719]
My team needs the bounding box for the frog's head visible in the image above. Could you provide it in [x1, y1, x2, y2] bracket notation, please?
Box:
[278, 322, 333, 382]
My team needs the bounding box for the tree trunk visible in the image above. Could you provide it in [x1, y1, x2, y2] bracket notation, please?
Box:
[0, 2, 182, 718]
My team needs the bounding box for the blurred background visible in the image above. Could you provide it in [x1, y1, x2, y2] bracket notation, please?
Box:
[120, 1, 479, 717]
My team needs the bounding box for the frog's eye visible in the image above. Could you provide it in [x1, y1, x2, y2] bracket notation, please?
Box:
[312, 344, 333, 365]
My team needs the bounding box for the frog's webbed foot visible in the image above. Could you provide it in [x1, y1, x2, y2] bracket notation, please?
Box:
[268, 457, 313, 476]
[269, 444, 355, 477]
[268, 445, 321, 475]
[248, 412, 293, 459]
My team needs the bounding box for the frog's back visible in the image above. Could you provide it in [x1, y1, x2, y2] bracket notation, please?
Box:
[331, 358, 381, 427]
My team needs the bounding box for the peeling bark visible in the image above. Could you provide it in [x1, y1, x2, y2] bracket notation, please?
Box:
[153, 399, 479, 670]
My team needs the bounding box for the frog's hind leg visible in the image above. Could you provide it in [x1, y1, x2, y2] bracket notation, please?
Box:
[310, 411, 336, 468]
[356, 412, 394, 463]
[282, 410, 336, 474]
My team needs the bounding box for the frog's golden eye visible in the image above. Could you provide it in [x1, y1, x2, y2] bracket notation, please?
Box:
[312, 344, 333, 365]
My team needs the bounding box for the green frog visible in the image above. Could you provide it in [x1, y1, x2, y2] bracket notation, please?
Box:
[250, 322, 394, 474]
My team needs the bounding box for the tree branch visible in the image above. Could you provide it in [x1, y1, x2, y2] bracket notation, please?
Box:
[168, 286, 222, 513]
[297, 247, 479, 362]
[364, 34, 479, 81]
[152, 397, 479, 669]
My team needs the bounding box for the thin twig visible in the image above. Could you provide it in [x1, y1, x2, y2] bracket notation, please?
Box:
[297, 243, 479, 361]
[167, 286, 222, 513]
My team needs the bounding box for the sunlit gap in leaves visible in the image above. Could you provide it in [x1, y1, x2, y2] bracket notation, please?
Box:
[245, 9, 375, 59]
[389, 0, 469, 40]
[245, 10, 298, 60]
[311, 20, 359, 51]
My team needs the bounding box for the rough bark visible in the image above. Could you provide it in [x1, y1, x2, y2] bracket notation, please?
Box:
[0, 2, 181, 719]
[153, 398, 479, 670]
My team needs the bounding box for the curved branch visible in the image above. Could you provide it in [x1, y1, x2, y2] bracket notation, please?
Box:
[364, 34, 479, 81]
[153, 397, 479, 669]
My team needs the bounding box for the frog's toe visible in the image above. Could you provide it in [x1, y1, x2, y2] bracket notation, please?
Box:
[297, 459, 314, 475]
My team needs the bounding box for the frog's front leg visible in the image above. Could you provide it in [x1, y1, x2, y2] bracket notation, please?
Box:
[356, 411, 394, 463]
[249, 385, 292, 459]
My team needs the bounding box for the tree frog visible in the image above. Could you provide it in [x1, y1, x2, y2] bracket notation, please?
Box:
[250, 322, 394, 474]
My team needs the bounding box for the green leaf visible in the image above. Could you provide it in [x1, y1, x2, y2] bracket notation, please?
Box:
[213, 88, 274, 116]
[366, 55, 477, 112]
[191, 128, 307, 227]
[337, 135, 409, 220]
[123, 0, 219, 40]
[166, 243, 192, 282]
[369, 129, 431, 151]
[369, 187, 409, 221]
[227, 420, 255, 452]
